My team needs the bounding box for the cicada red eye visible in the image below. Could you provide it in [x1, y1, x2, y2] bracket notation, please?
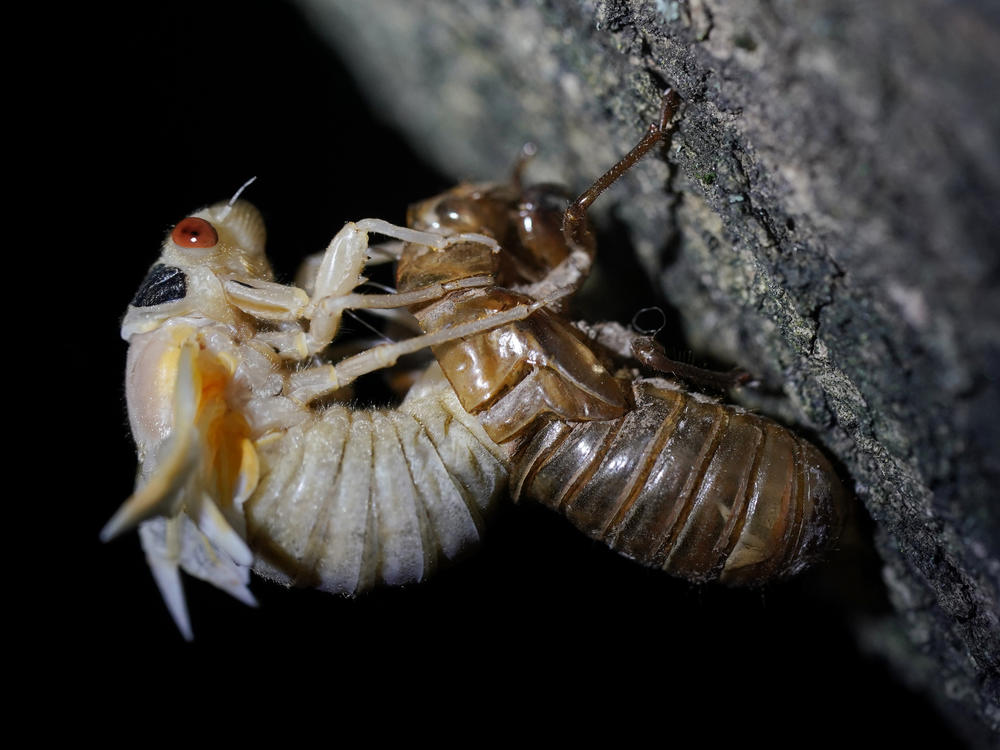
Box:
[171, 217, 219, 248]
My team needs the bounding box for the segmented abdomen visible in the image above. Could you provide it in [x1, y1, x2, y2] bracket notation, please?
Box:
[509, 379, 846, 584]
[244, 367, 508, 593]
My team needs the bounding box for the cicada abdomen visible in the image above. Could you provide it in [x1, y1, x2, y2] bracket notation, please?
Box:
[245, 363, 508, 593]
[509, 379, 847, 584]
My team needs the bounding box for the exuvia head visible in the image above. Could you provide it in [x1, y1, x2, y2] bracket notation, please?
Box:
[406, 179, 592, 287]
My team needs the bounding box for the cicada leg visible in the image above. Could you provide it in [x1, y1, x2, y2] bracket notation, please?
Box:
[632, 337, 752, 390]
[287, 291, 563, 404]
[518, 89, 683, 305]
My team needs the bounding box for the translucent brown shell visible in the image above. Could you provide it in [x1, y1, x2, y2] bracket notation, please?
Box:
[510, 380, 847, 584]
[395, 90, 849, 586]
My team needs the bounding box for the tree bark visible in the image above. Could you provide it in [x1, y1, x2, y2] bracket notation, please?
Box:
[299, 0, 1000, 741]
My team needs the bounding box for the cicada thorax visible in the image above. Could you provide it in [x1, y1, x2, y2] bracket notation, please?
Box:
[509, 379, 848, 584]
[396, 219, 627, 445]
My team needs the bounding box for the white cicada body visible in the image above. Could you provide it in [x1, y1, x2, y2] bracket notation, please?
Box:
[107, 197, 512, 638]
[247, 366, 508, 593]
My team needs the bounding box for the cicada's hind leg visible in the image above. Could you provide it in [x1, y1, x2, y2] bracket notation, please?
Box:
[632, 337, 752, 390]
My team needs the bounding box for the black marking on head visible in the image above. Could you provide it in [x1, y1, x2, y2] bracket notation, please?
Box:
[131, 264, 187, 307]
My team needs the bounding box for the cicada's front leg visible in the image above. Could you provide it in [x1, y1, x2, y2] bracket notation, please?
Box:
[232, 217, 529, 405]
[298, 218, 501, 355]
[218, 218, 499, 363]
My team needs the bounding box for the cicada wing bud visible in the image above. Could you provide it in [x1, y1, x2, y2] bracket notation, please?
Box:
[101, 339, 201, 542]
[140, 515, 258, 642]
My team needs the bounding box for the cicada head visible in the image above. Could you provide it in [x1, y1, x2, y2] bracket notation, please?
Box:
[121, 199, 271, 339]
[406, 180, 591, 287]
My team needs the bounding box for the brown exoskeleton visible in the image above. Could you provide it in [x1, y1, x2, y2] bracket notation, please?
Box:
[398, 90, 847, 584]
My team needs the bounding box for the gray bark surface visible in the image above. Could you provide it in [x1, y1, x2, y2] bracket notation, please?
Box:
[298, 0, 999, 740]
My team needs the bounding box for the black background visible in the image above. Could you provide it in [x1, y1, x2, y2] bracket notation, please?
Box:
[69, 1, 965, 744]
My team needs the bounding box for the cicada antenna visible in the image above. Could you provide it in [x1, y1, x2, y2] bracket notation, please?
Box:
[216, 176, 258, 221]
